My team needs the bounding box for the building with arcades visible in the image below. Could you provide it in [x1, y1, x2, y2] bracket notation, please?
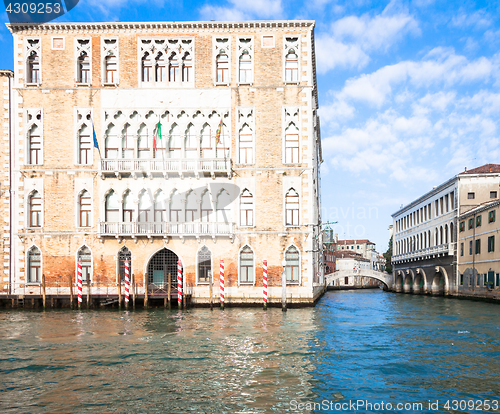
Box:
[391, 164, 500, 298]
[3, 20, 323, 305]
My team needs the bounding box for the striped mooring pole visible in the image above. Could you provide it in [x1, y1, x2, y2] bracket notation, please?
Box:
[263, 259, 268, 310]
[220, 259, 224, 310]
[77, 260, 83, 309]
[177, 260, 182, 310]
[124, 260, 130, 309]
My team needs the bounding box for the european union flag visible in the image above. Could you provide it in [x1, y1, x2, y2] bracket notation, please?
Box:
[92, 121, 101, 158]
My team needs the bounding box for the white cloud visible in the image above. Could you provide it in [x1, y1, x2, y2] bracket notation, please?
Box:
[450, 9, 492, 30]
[199, 0, 282, 21]
[316, 37, 369, 74]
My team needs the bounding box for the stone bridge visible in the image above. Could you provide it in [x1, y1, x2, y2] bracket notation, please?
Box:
[325, 269, 393, 289]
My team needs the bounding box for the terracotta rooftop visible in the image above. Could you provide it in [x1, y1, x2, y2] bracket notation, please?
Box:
[459, 164, 500, 175]
[337, 239, 375, 245]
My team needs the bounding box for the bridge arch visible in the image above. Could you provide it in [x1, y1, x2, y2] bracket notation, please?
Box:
[325, 269, 392, 291]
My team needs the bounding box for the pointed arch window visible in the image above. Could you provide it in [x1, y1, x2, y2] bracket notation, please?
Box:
[238, 124, 253, 164]
[78, 124, 92, 165]
[105, 124, 119, 159]
[185, 125, 197, 158]
[216, 189, 232, 223]
[285, 49, 299, 83]
[142, 53, 153, 82]
[284, 122, 299, 164]
[122, 191, 133, 223]
[77, 246, 92, 282]
[29, 191, 42, 227]
[118, 247, 132, 283]
[168, 124, 181, 158]
[78, 190, 91, 227]
[170, 190, 183, 232]
[285, 246, 300, 283]
[285, 188, 299, 226]
[201, 125, 214, 158]
[186, 191, 198, 223]
[240, 189, 254, 227]
[169, 53, 179, 82]
[182, 52, 192, 82]
[121, 125, 134, 159]
[138, 124, 151, 159]
[27, 51, 40, 84]
[77, 52, 90, 84]
[239, 245, 254, 284]
[216, 51, 229, 83]
[239, 50, 252, 84]
[28, 246, 41, 283]
[105, 190, 120, 222]
[154, 190, 166, 222]
[104, 54, 117, 84]
[155, 53, 166, 82]
[138, 191, 151, 230]
[201, 191, 212, 228]
[28, 124, 42, 165]
[198, 246, 211, 283]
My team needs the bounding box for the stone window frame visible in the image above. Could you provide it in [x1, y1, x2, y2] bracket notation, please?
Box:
[25, 37, 42, 86]
[237, 36, 254, 85]
[236, 107, 254, 165]
[27, 189, 43, 229]
[196, 245, 212, 285]
[101, 37, 119, 86]
[282, 106, 301, 165]
[76, 245, 93, 283]
[51, 36, 65, 51]
[284, 187, 300, 227]
[138, 37, 194, 87]
[283, 35, 300, 84]
[25, 108, 43, 166]
[261, 34, 275, 48]
[284, 244, 301, 285]
[239, 189, 254, 228]
[238, 244, 255, 286]
[213, 36, 231, 86]
[26, 245, 42, 285]
[77, 189, 92, 229]
[75, 37, 92, 86]
[488, 235, 495, 253]
[74, 108, 94, 166]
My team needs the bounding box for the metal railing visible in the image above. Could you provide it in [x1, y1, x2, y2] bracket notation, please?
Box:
[99, 221, 234, 237]
[101, 158, 231, 176]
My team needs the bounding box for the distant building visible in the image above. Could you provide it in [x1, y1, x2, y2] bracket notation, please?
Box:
[332, 250, 378, 289]
[392, 164, 500, 298]
[336, 239, 379, 270]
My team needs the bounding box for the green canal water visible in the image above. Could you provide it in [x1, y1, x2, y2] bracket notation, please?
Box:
[0, 290, 499, 413]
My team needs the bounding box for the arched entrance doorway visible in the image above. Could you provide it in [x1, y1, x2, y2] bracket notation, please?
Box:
[146, 248, 182, 294]
[431, 271, 445, 295]
[395, 272, 404, 293]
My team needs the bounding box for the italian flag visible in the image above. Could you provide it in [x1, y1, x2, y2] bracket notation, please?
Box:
[153, 120, 162, 150]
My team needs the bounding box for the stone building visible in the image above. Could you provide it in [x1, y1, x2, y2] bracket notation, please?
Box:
[457, 199, 500, 300]
[4, 20, 322, 305]
[391, 164, 500, 297]
[0, 70, 14, 293]
[336, 239, 379, 270]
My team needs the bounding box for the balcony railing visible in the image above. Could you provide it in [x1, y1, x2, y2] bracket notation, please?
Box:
[392, 243, 454, 262]
[99, 221, 234, 238]
[100, 158, 232, 178]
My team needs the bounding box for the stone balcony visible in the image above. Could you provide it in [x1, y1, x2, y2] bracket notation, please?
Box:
[392, 243, 455, 264]
[98, 221, 235, 241]
[100, 158, 232, 179]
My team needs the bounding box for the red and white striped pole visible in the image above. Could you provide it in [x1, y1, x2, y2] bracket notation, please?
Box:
[177, 260, 182, 309]
[77, 260, 83, 309]
[263, 259, 268, 310]
[220, 259, 224, 310]
[124, 260, 130, 308]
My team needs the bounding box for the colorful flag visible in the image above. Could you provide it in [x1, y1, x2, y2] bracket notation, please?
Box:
[215, 117, 223, 145]
[153, 120, 162, 150]
[92, 120, 101, 158]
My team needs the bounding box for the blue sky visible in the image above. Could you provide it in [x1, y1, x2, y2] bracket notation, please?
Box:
[1, 0, 500, 253]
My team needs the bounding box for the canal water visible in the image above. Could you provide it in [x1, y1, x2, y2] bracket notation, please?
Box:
[0, 290, 499, 413]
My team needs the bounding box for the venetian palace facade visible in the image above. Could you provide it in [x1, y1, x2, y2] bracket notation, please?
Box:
[3, 20, 323, 306]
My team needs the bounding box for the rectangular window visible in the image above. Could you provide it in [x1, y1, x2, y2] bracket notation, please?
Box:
[468, 218, 474, 229]
[488, 236, 495, 252]
[284, 131, 299, 163]
[238, 37, 254, 84]
[475, 239, 481, 255]
[78, 130, 92, 165]
[490, 191, 497, 199]
[102, 38, 118, 85]
[469, 240, 473, 255]
[476, 215, 482, 227]
[459, 221, 465, 232]
[80, 194, 91, 227]
[29, 130, 42, 165]
[496, 273, 499, 288]
[476, 274, 480, 286]
[484, 273, 487, 286]
[489, 210, 496, 223]
[460, 242, 464, 257]
[238, 131, 253, 164]
[240, 247, 254, 284]
[468, 192, 475, 199]
[262, 35, 274, 48]
[460, 273, 463, 286]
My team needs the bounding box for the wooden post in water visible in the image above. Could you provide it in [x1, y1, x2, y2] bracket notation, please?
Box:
[209, 271, 213, 311]
[87, 281, 90, 310]
[118, 277, 122, 310]
[282, 260, 287, 312]
[68, 274, 74, 310]
[132, 274, 136, 310]
[144, 273, 148, 309]
[167, 272, 171, 310]
[42, 273, 46, 309]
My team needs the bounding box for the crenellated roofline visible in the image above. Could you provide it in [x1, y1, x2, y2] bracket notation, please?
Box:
[6, 20, 314, 34]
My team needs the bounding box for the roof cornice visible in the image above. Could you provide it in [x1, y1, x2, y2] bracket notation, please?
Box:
[6, 20, 315, 34]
